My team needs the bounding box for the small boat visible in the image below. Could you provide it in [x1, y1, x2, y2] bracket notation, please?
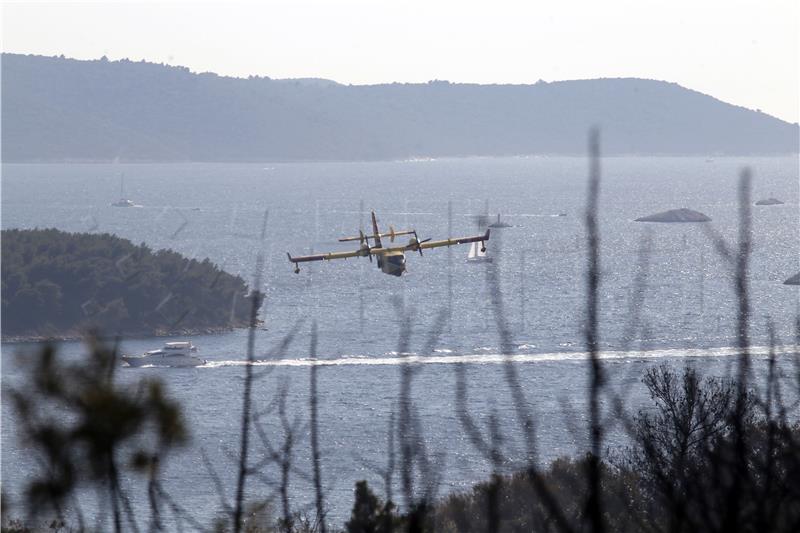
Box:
[754, 198, 784, 206]
[111, 173, 136, 207]
[122, 341, 206, 367]
[488, 214, 512, 228]
[466, 241, 492, 263]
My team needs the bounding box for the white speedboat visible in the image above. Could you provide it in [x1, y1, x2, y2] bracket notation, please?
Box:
[122, 341, 206, 367]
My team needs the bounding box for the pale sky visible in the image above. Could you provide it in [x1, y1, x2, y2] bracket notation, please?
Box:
[2, 0, 798, 123]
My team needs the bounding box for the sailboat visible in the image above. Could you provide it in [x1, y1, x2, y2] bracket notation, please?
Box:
[466, 240, 492, 263]
[488, 214, 512, 228]
[111, 173, 136, 207]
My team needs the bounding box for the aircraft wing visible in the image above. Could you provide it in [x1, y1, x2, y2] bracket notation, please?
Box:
[417, 229, 490, 251]
[287, 250, 363, 263]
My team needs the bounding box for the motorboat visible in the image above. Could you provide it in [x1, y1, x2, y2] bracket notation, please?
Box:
[122, 341, 206, 367]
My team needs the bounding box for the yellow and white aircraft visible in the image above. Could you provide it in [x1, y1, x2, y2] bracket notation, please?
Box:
[287, 211, 490, 276]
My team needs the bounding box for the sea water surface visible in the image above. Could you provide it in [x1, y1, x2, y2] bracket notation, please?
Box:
[2, 157, 799, 527]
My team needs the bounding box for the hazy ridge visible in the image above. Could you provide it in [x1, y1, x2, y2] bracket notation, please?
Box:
[2, 53, 797, 162]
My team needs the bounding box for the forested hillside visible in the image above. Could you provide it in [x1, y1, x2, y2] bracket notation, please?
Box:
[1, 228, 259, 339]
[2, 53, 797, 161]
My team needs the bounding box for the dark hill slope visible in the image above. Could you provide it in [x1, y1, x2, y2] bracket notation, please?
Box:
[2, 53, 797, 161]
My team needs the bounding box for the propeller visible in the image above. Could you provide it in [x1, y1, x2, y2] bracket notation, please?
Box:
[359, 242, 373, 262]
[358, 230, 373, 262]
[409, 231, 432, 256]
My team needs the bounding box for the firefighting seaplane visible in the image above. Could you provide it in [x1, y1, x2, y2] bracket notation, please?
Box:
[287, 211, 490, 276]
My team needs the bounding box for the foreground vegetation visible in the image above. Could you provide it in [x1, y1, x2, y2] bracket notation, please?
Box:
[3, 343, 798, 533]
[1, 228, 259, 339]
[425, 367, 800, 532]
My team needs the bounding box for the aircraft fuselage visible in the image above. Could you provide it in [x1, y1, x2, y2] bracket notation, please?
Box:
[378, 250, 406, 276]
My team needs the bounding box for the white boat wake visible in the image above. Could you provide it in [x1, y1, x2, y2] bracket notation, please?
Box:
[200, 345, 797, 369]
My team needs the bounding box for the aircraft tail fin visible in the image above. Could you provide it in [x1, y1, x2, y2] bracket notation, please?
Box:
[371, 211, 383, 248]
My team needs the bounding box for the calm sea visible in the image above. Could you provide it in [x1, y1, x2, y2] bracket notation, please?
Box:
[2, 156, 798, 527]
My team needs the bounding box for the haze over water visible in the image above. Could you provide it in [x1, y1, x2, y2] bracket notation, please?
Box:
[2, 155, 798, 525]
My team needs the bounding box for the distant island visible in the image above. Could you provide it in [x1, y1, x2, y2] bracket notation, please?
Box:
[1, 228, 260, 341]
[635, 208, 712, 223]
[2, 53, 797, 162]
[755, 198, 785, 206]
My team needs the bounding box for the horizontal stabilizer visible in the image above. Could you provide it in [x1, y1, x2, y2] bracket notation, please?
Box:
[339, 229, 415, 242]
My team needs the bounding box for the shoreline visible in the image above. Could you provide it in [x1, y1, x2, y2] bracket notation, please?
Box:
[0, 324, 254, 345]
[3, 153, 799, 165]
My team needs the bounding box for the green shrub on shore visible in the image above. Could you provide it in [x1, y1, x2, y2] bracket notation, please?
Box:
[1, 228, 260, 339]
